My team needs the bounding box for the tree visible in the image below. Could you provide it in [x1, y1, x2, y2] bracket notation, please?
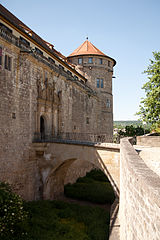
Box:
[137, 51, 160, 129]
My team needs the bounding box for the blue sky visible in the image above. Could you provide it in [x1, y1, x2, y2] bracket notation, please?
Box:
[1, 0, 160, 120]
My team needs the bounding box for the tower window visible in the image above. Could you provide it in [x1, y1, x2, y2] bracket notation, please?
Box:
[88, 57, 93, 64]
[99, 58, 103, 64]
[101, 79, 104, 88]
[97, 78, 100, 88]
[108, 60, 111, 67]
[106, 99, 111, 108]
[5, 55, 11, 71]
[78, 58, 82, 64]
[86, 117, 89, 124]
[96, 78, 104, 88]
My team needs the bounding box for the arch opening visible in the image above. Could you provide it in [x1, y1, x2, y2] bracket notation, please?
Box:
[43, 157, 116, 200]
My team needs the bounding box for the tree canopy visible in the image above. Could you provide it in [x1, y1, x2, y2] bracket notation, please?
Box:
[137, 51, 160, 129]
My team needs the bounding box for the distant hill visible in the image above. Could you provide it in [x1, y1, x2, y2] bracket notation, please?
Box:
[114, 120, 142, 127]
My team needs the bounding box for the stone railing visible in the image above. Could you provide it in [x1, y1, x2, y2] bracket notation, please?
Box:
[120, 137, 160, 240]
[33, 132, 113, 144]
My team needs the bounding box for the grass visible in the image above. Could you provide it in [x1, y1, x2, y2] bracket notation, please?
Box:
[64, 169, 115, 204]
[19, 200, 110, 240]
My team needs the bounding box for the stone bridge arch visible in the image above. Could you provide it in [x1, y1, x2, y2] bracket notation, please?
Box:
[32, 142, 120, 200]
[43, 157, 106, 200]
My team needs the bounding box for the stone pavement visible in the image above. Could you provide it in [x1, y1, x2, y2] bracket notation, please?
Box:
[109, 198, 120, 240]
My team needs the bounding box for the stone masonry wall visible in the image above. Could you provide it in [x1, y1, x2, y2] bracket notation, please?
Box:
[0, 37, 40, 200]
[120, 138, 160, 240]
[68, 55, 114, 140]
[137, 135, 160, 147]
[0, 28, 112, 200]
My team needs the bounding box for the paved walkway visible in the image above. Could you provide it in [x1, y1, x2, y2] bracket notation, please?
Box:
[109, 198, 120, 240]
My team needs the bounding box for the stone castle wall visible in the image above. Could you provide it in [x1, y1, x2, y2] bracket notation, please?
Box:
[0, 24, 113, 199]
[120, 138, 160, 240]
[0, 38, 38, 199]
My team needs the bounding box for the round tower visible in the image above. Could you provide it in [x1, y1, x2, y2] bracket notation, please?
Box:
[67, 40, 116, 142]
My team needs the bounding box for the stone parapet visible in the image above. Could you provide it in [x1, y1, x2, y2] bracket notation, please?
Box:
[137, 135, 160, 147]
[120, 138, 160, 240]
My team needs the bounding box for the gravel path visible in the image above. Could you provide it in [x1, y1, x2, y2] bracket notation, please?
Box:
[56, 194, 111, 211]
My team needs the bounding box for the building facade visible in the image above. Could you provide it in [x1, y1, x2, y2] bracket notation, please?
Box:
[0, 4, 116, 199]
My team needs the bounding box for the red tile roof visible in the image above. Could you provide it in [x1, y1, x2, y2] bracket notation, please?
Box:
[68, 40, 116, 66]
[69, 40, 106, 57]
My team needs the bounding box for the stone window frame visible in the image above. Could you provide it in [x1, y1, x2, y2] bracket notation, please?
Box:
[4, 54, 12, 71]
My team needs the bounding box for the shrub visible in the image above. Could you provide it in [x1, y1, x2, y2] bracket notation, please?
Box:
[64, 169, 115, 204]
[64, 182, 115, 204]
[85, 169, 110, 182]
[0, 182, 28, 239]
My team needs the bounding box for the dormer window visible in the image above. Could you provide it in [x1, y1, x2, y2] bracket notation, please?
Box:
[0, 23, 12, 34]
[20, 36, 30, 46]
[78, 58, 82, 64]
[35, 47, 43, 55]
[88, 57, 93, 64]
[48, 57, 55, 64]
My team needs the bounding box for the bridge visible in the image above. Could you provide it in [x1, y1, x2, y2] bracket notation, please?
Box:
[31, 136, 160, 240]
[31, 140, 120, 200]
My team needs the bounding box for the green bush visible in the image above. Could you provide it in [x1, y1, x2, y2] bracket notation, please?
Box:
[85, 169, 110, 182]
[64, 182, 115, 204]
[64, 169, 115, 204]
[0, 182, 28, 239]
[24, 200, 110, 240]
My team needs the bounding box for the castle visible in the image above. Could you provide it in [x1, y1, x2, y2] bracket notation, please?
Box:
[0, 4, 116, 199]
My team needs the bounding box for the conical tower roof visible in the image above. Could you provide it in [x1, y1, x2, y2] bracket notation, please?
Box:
[68, 40, 106, 57]
[68, 40, 116, 65]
